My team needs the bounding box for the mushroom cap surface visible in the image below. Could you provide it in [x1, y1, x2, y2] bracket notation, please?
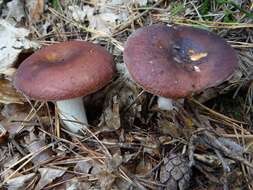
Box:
[123, 24, 238, 98]
[14, 41, 115, 100]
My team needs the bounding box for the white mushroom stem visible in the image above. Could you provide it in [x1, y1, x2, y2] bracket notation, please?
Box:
[157, 96, 184, 111]
[157, 96, 175, 111]
[56, 97, 87, 133]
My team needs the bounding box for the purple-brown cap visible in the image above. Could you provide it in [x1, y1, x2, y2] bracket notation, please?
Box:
[123, 24, 238, 98]
[14, 41, 115, 100]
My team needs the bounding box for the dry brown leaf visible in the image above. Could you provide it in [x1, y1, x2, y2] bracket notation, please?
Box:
[74, 159, 102, 175]
[133, 134, 160, 156]
[143, 135, 160, 156]
[2, 153, 21, 170]
[6, 0, 25, 22]
[88, 12, 120, 34]
[1, 153, 22, 181]
[24, 131, 54, 164]
[35, 167, 66, 190]
[0, 20, 39, 77]
[68, 5, 94, 23]
[93, 0, 155, 8]
[0, 79, 24, 104]
[159, 119, 182, 138]
[122, 151, 140, 163]
[26, 0, 44, 21]
[218, 137, 244, 155]
[65, 181, 92, 190]
[0, 103, 32, 135]
[0, 123, 8, 144]
[48, 173, 76, 190]
[135, 159, 153, 175]
[114, 178, 132, 190]
[6, 173, 36, 190]
[106, 153, 123, 173]
[1, 112, 28, 135]
[99, 95, 121, 131]
[97, 170, 116, 190]
[194, 153, 235, 167]
[68, 0, 156, 35]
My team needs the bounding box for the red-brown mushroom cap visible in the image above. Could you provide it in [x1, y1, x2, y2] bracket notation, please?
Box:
[14, 41, 115, 101]
[123, 24, 238, 98]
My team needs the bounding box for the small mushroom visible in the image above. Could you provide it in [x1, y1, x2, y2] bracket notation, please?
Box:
[123, 24, 238, 110]
[14, 41, 115, 133]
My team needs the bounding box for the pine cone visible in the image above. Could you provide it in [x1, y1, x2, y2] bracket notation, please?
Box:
[160, 154, 191, 190]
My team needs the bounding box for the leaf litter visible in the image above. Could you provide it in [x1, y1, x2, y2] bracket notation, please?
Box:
[0, 20, 39, 76]
[0, 0, 253, 189]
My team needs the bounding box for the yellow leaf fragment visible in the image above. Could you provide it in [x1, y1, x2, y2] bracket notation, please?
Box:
[188, 49, 208, 61]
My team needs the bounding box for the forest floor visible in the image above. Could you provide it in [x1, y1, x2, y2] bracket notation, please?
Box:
[0, 0, 253, 189]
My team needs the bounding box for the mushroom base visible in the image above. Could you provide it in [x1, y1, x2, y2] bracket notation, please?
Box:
[56, 97, 88, 133]
[157, 96, 184, 111]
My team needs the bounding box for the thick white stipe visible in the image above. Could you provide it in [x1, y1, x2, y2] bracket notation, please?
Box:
[56, 97, 87, 133]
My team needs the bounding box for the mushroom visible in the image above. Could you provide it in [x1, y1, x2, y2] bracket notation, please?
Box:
[123, 24, 238, 110]
[14, 41, 115, 133]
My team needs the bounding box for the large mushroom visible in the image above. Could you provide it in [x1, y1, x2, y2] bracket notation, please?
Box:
[14, 41, 115, 133]
[123, 24, 238, 110]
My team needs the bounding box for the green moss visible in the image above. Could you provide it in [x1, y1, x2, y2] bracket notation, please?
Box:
[215, 0, 253, 20]
[199, 0, 210, 15]
[223, 9, 237, 23]
[50, 0, 63, 12]
[170, 2, 185, 16]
